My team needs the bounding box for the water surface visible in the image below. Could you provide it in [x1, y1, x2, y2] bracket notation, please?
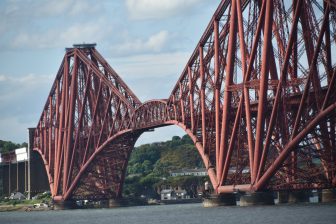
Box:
[1, 203, 335, 224]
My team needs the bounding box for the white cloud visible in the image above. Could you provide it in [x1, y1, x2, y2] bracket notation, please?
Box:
[0, 73, 54, 143]
[37, 0, 72, 16]
[108, 51, 189, 101]
[0, 0, 103, 49]
[0, 116, 35, 143]
[126, 0, 204, 20]
[0, 75, 8, 82]
[68, 1, 97, 16]
[11, 19, 111, 49]
[36, 0, 101, 17]
[146, 31, 169, 51]
[3, 0, 101, 18]
[113, 31, 169, 55]
[110, 51, 189, 79]
[0, 73, 53, 101]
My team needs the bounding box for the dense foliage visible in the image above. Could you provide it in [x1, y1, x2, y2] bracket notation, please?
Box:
[127, 135, 202, 177]
[124, 135, 207, 198]
[0, 140, 27, 154]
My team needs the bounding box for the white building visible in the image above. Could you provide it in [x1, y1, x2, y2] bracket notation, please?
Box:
[170, 168, 207, 177]
[161, 189, 176, 200]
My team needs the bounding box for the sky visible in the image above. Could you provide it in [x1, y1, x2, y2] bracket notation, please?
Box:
[0, 0, 219, 146]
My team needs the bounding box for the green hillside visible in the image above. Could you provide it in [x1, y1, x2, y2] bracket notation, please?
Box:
[124, 135, 207, 198]
[127, 135, 204, 176]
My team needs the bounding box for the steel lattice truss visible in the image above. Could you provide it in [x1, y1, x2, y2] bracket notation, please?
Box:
[34, 0, 336, 201]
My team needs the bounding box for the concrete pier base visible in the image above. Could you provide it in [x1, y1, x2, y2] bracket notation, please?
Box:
[277, 191, 289, 204]
[108, 199, 124, 207]
[288, 190, 310, 203]
[239, 192, 274, 206]
[202, 194, 236, 207]
[53, 200, 77, 210]
[97, 200, 109, 208]
[97, 199, 124, 208]
[321, 189, 336, 203]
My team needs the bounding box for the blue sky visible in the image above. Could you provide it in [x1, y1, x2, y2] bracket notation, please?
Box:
[0, 0, 218, 145]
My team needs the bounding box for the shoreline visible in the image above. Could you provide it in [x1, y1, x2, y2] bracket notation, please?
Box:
[0, 198, 203, 212]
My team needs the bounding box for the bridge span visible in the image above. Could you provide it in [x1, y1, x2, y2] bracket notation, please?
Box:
[32, 0, 336, 204]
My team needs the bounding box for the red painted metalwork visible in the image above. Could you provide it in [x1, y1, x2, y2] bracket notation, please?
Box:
[33, 0, 336, 201]
[33, 45, 143, 200]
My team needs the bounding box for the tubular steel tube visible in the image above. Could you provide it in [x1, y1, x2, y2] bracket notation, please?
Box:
[255, 103, 336, 190]
[252, 0, 273, 183]
[214, 19, 221, 180]
[218, 0, 237, 183]
[32, 0, 336, 201]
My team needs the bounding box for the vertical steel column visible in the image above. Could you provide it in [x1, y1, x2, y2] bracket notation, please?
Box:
[8, 162, 10, 195]
[218, 0, 237, 183]
[49, 97, 52, 170]
[16, 161, 18, 192]
[63, 51, 78, 192]
[54, 81, 59, 189]
[188, 66, 195, 133]
[179, 83, 185, 124]
[43, 111, 47, 157]
[324, 1, 332, 82]
[24, 159, 27, 192]
[199, 46, 207, 151]
[243, 1, 267, 179]
[27, 128, 33, 199]
[54, 55, 68, 196]
[172, 95, 177, 122]
[214, 19, 221, 181]
[256, 0, 303, 181]
[252, 0, 273, 183]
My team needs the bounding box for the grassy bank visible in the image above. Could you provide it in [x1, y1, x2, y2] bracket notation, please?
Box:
[0, 199, 44, 212]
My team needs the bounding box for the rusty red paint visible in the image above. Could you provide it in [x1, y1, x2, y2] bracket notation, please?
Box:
[33, 1, 336, 201]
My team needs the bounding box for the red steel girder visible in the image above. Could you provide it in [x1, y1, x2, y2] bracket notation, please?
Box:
[33, 0, 336, 201]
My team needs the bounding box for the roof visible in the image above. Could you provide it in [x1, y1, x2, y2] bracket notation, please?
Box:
[175, 189, 187, 194]
[161, 189, 174, 194]
[170, 168, 207, 174]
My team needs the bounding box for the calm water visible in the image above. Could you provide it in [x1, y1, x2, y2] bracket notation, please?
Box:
[1, 203, 335, 224]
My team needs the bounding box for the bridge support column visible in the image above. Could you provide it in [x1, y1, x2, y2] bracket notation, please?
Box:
[287, 190, 310, 203]
[97, 199, 124, 208]
[108, 199, 124, 207]
[202, 193, 236, 207]
[321, 189, 336, 203]
[53, 200, 77, 210]
[239, 192, 274, 206]
[277, 191, 289, 204]
[277, 190, 312, 203]
[97, 200, 109, 208]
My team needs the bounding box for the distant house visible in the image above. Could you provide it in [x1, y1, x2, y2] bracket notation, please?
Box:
[160, 188, 190, 200]
[175, 189, 188, 199]
[161, 189, 176, 200]
[170, 168, 207, 177]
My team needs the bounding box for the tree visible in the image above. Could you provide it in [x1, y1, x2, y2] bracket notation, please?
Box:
[0, 140, 21, 153]
[124, 134, 205, 199]
[181, 135, 193, 144]
[169, 136, 183, 148]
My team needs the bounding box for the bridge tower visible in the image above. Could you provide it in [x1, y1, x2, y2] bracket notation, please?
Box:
[33, 44, 144, 203]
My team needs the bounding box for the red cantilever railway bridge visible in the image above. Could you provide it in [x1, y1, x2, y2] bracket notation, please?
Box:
[33, 0, 336, 202]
